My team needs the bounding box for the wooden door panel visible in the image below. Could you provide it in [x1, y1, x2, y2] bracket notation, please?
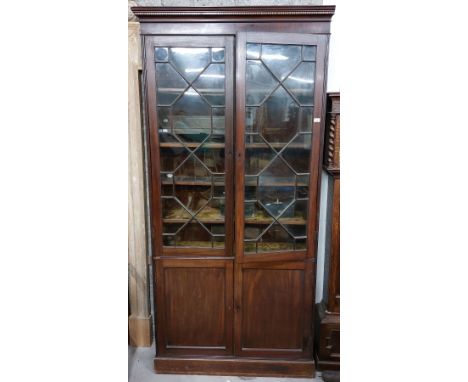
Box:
[156, 259, 233, 356]
[242, 268, 304, 349]
[235, 260, 314, 358]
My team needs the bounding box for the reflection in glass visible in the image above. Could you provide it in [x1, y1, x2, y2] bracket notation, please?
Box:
[155, 47, 169, 62]
[284, 62, 315, 105]
[281, 134, 312, 174]
[246, 60, 278, 106]
[261, 44, 301, 81]
[170, 47, 211, 82]
[212, 108, 225, 133]
[256, 86, 299, 145]
[156, 63, 188, 106]
[173, 88, 211, 143]
[245, 135, 276, 175]
[302, 46, 316, 61]
[246, 43, 261, 60]
[212, 48, 225, 62]
[299, 107, 313, 132]
[193, 64, 225, 106]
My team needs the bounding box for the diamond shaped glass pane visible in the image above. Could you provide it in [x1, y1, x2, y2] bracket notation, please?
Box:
[258, 157, 295, 218]
[258, 223, 294, 252]
[160, 146, 190, 172]
[256, 86, 299, 145]
[278, 201, 308, 237]
[194, 135, 225, 173]
[193, 64, 225, 106]
[246, 60, 278, 106]
[175, 221, 212, 248]
[173, 88, 211, 145]
[261, 44, 301, 81]
[156, 63, 188, 106]
[174, 183, 211, 215]
[282, 134, 312, 174]
[162, 198, 191, 220]
[170, 47, 210, 83]
[245, 135, 276, 176]
[197, 199, 224, 221]
[174, 155, 211, 187]
[284, 62, 315, 105]
[244, 202, 274, 224]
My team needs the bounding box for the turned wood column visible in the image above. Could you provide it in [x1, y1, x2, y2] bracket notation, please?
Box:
[315, 93, 340, 375]
[128, 19, 152, 347]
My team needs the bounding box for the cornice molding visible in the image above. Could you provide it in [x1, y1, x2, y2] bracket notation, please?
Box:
[131, 6, 335, 20]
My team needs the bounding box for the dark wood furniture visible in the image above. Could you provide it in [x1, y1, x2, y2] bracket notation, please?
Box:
[315, 92, 340, 376]
[132, 6, 335, 378]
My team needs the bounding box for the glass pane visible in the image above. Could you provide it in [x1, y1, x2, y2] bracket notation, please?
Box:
[302, 45, 316, 61]
[176, 221, 212, 248]
[261, 44, 301, 81]
[279, 200, 308, 231]
[212, 108, 225, 134]
[156, 63, 188, 106]
[256, 86, 300, 145]
[284, 62, 315, 105]
[155, 44, 227, 249]
[157, 107, 171, 131]
[245, 60, 278, 106]
[258, 157, 295, 218]
[155, 47, 169, 62]
[245, 135, 276, 175]
[162, 198, 191, 220]
[245, 202, 274, 224]
[246, 43, 261, 59]
[258, 223, 294, 252]
[299, 107, 313, 132]
[174, 158, 211, 189]
[173, 88, 211, 144]
[193, 64, 225, 106]
[170, 47, 211, 83]
[194, 136, 225, 173]
[212, 48, 225, 62]
[174, 184, 211, 215]
[197, 199, 225, 221]
[281, 134, 312, 174]
[243, 42, 316, 254]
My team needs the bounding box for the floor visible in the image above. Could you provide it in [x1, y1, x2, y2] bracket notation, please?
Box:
[129, 344, 324, 382]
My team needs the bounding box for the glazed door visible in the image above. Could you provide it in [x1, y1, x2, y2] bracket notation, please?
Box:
[234, 32, 328, 358]
[145, 36, 234, 356]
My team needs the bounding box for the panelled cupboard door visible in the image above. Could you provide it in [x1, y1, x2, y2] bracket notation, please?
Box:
[234, 32, 328, 358]
[155, 259, 234, 356]
[234, 260, 315, 358]
[144, 35, 234, 258]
